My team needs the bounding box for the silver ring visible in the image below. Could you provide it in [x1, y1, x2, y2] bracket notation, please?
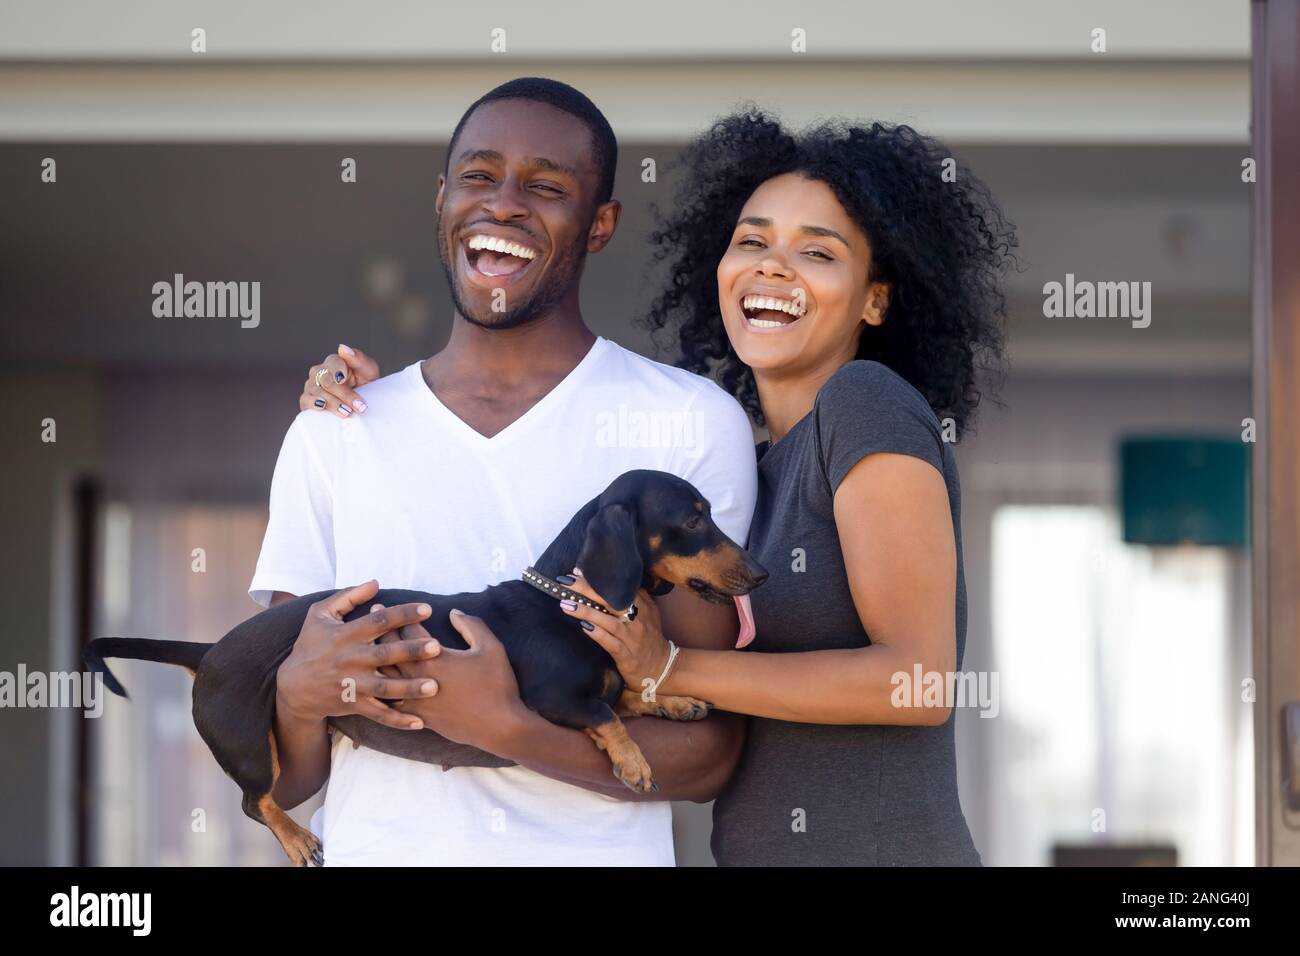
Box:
[624, 603, 638, 623]
[314, 367, 329, 388]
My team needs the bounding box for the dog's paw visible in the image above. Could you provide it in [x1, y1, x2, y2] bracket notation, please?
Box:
[611, 753, 657, 794]
[281, 828, 323, 868]
[656, 695, 711, 721]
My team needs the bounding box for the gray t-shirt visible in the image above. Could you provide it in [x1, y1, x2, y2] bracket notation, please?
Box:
[711, 360, 981, 866]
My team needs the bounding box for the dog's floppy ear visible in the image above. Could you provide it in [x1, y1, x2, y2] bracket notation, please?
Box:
[576, 503, 643, 612]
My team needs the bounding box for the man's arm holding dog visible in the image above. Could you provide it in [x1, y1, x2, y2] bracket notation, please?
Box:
[388, 589, 746, 802]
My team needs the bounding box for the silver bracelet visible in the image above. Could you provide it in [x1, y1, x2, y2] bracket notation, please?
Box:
[642, 641, 680, 702]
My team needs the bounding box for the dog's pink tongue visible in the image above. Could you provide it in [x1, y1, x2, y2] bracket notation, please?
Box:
[734, 593, 756, 648]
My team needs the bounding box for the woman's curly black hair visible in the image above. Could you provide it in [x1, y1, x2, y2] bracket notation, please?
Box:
[644, 108, 1018, 438]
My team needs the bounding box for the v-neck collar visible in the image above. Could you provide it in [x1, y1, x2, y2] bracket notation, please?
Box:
[413, 336, 608, 448]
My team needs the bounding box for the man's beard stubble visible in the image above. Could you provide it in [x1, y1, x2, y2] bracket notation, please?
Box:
[437, 224, 586, 331]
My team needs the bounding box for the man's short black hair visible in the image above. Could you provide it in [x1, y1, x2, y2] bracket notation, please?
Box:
[446, 77, 619, 205]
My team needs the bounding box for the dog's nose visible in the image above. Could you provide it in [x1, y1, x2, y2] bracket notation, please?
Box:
[745, 557, 768, 588]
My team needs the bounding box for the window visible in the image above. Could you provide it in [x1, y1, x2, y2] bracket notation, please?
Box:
[989, 504, 1250, 865]
[89, 502, 315, 865]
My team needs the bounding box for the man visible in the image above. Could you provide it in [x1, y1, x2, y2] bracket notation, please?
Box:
[248, 78, 758, 865]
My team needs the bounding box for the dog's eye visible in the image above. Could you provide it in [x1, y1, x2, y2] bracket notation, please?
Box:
[685, 516, 702, 531]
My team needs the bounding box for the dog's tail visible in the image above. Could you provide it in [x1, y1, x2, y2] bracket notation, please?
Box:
[83, 638, 213, 699]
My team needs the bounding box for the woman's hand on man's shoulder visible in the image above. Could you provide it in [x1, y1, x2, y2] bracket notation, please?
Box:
[299, 344, 381, 418]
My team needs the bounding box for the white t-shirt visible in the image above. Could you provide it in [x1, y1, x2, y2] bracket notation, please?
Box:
[249, 336, 757, 866]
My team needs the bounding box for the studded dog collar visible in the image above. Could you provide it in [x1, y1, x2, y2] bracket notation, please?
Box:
[521, 567, 638, 623]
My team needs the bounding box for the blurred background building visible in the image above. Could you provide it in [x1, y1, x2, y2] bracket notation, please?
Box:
[0, 0, 1258, 865]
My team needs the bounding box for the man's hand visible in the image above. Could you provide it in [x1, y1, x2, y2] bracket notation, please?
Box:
[299, 344, 381, 418]
[377, 608, 528, 752]
[275, 580, 442, 730]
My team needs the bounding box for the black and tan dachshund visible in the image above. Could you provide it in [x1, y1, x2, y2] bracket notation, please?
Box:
[84, 469, 768, 866]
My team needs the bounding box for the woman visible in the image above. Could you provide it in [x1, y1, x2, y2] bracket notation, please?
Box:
[591, 112, 1013, 865]
[297, 111, 1015, 865]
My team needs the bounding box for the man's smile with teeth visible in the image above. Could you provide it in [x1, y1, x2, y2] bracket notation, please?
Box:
[741, 292, 806, 329]
[466, 234, 539, 260]
[464, 233, 541, 280]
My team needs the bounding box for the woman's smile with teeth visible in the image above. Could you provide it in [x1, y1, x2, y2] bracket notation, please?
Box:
[741, 293, 806, 329]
